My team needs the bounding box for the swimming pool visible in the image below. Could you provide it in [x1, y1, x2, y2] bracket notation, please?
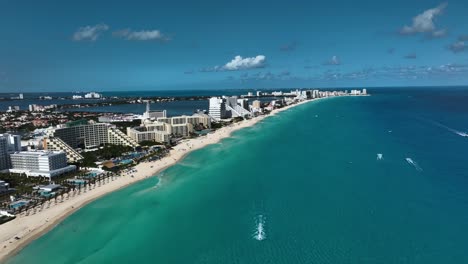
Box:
[40, 191, 56, 198]
[119, 159, 134, 165]
[68, 179, 86, 185]
[85, 172, 98, 178]
[10, 200, 28, 209]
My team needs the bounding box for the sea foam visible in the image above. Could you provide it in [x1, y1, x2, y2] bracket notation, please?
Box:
[253, 215, 266, 241]
[406, 158, 423, 172]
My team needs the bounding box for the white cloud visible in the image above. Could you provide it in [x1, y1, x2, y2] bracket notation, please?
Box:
[72, 23, 109, 41]
[114, 29, 169, 41]
[430, 29, 447, 38]
[222, 55, 266, 71]
[400, 3, 447, 35]
[323, 55, 341, 66]
[449, 41, 466, 53]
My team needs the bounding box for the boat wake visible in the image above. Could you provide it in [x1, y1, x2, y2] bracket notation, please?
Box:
[377, 153, 383, 160]
[429, 120, 468, 137]
[253, 215, 266, 241]
[406, 158, 423, 172]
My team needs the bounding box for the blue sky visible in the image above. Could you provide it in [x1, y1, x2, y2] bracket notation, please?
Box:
[1, 0, 468, 92]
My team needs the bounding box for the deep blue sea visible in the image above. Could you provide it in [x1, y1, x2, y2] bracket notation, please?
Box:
[6, 87, 468, 263]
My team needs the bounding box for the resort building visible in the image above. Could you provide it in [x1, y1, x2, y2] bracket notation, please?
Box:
[127, 126, 171, 143]
[251, 100, 262, 113]
[157, 115, 211, 129]
[0, 134, 23, 171]
[9, 151, 76, 178]
[127, 114, 211, 143]
[224, 96, 251, 118]
[170, 123, 193, 137]
[52, 123, 108, 149]
[143, 102, 167, 120]
[209, 96, 251, 120]
[209, 97, 227, 120]
[50, 121, 138, 149]
[312, 90, 320, 99]
[98, 114, 142, 123]
[0, 133, 22, 152]
[42, 137, 84, 163]
[108, 127, 139, 147]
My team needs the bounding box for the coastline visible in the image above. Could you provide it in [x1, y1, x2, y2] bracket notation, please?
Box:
[0, 97, 317, 262]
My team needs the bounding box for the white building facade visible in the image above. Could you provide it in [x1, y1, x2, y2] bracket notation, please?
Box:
[209, 97, 227, 120]
[9, 151, 76, 178]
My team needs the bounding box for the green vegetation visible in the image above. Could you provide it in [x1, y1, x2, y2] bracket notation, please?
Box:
[17, 123, 36, 132]
[138, 140, 162, 147]
[232, 116, 244, 123]
[0, 172, 49, 196]
[81, 144, 134, 167]
[211, 122, 223, 129]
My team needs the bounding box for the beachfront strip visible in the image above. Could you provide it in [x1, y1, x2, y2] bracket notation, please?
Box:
[0, 88, 368, 261]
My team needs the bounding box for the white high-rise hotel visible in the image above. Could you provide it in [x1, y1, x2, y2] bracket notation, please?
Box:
[9, 151, 76, 178]
[209, 97, 227, 120]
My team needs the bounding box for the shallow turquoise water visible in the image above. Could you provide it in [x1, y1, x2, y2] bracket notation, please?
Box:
[7, 90, 468, 263]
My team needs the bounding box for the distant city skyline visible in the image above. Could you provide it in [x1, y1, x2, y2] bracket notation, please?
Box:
[1, 0, 468, 92]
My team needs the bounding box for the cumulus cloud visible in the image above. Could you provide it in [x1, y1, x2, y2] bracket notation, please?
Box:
[113, 29, 170, 41]
[202, 55, 267, 72]
[430, 29, 448, 38]
[72, 23, 109, 41]
[323, 55, 341, 66]
[223, 55, 266, 70]
[448, 41, 467, 53]
[400, 3, 447, 36]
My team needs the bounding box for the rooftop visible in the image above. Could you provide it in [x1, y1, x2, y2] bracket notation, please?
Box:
[10, 151, 63, 157]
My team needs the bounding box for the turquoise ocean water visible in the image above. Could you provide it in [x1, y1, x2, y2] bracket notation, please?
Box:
[7, 89, 468, 263]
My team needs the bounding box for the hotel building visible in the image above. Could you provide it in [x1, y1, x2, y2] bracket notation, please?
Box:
[127, 114, 211, 143]
[209, 97, 227, 120]
[50, 122, 138, 149]
[9, 151, 76, 178]
[42, 137, 84, 163]
[143, 102, 167, 120]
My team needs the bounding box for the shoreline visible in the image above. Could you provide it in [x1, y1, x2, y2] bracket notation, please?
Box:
[0, 96, 338, 262]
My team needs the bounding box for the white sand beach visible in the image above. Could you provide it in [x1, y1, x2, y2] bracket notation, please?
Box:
[0, 99, 314, 261]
